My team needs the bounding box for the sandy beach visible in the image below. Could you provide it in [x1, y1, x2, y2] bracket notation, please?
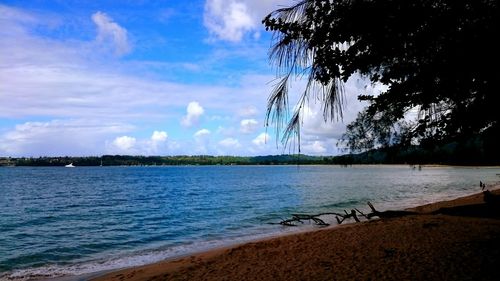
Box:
[91, 186, 500, 281]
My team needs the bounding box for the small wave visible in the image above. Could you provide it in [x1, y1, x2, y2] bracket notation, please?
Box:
[0, 231, 287, 281]
[0, 248, 184, 281]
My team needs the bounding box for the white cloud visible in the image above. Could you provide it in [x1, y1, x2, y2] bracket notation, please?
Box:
[301, 103, 347, 140]
[91, 11, 131, 56]
[203, 0, 290, 42]
[204, 0, 256, 42]
[193, 129, 212, 154]
[148, 130, 168, 154]
[219, 137, 240, 148]
[301, 140, 327, 155]
[238, 105, 258, 117]
[216, 137, 243, 155]
[240, 118, 259, 134]
[0, 4, 374, 157]
[0, 4, 37, 35]
[0, 119, 132, 156]
[214, 126, 238, 140]
[299, 75, 374, 150]
[194, 128, 211, 138]
[151, 130, 168, 142]
[181, 101, 205, 127]
[112, 135, 137, 151]
[108, 131, 172, 155]
[0, 5, 276, 125]
[252, 132, 269, 146]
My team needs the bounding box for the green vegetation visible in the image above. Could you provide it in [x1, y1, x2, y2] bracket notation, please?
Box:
[1, 140, 498, 167]
[263, 0, 499, 160]
[0, 155, 328, 166]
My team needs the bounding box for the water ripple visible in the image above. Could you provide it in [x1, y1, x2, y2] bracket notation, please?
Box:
[1, 165, 499, 280]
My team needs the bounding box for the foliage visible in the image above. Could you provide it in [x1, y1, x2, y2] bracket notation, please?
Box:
[2, 141, 499, 167]
[263, 0, 499, 153]
[1, 155, 327, 166]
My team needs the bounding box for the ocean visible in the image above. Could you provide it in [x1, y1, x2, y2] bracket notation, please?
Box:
[1, 165, 499, 280]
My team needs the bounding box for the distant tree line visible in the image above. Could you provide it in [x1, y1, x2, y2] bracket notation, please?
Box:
[0, 155, 327, 167]
[1, 141, 499, 167]
[327, 134, 499, 165]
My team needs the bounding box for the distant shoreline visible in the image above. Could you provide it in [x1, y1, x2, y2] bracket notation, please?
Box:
[2, 154, 500, 167]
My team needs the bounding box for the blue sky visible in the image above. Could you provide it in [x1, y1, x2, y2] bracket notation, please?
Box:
[0, 0, 377, 157]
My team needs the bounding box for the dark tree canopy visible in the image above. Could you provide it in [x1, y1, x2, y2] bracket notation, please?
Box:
[263, 0, 499, 155]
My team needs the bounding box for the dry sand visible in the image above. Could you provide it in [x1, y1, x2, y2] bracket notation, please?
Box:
[92, 188, 500, 281]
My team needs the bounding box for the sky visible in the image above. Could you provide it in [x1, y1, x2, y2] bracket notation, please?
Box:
[0, 0, 379, 157]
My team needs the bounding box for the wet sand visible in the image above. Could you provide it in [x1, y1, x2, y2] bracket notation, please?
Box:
[92, 188, 500, 281]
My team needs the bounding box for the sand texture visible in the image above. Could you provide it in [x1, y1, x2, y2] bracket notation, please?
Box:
[93, 188, 500, 281]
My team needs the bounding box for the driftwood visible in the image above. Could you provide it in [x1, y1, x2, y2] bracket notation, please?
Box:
[366, 202, 418, 219]
[336, 209, 360, 224]
[277, 207, 374, 226]
[276, 190, 500, 227]
[279, 214, 329, 226]
[278, 212, 344, 226]
[276, 201, 419, 226]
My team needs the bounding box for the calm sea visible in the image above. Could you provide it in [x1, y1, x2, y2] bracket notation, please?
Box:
[1, 165, 499, 280]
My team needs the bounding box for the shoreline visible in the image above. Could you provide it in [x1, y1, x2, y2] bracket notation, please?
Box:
[89, 186, 500, 281]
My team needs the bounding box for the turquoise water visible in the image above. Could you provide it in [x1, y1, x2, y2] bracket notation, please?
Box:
[1, 165, 499, 280]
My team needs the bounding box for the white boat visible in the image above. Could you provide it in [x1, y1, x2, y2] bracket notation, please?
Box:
[65, 163, 75, 168]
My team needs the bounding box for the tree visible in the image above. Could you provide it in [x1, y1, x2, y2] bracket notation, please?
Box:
[263, 0, 499, 154]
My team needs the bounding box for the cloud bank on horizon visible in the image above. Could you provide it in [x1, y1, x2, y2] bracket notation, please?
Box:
[0, 1, 380, 157]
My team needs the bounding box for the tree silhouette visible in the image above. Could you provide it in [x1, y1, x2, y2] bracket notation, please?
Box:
[263, 0, 498, 153]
